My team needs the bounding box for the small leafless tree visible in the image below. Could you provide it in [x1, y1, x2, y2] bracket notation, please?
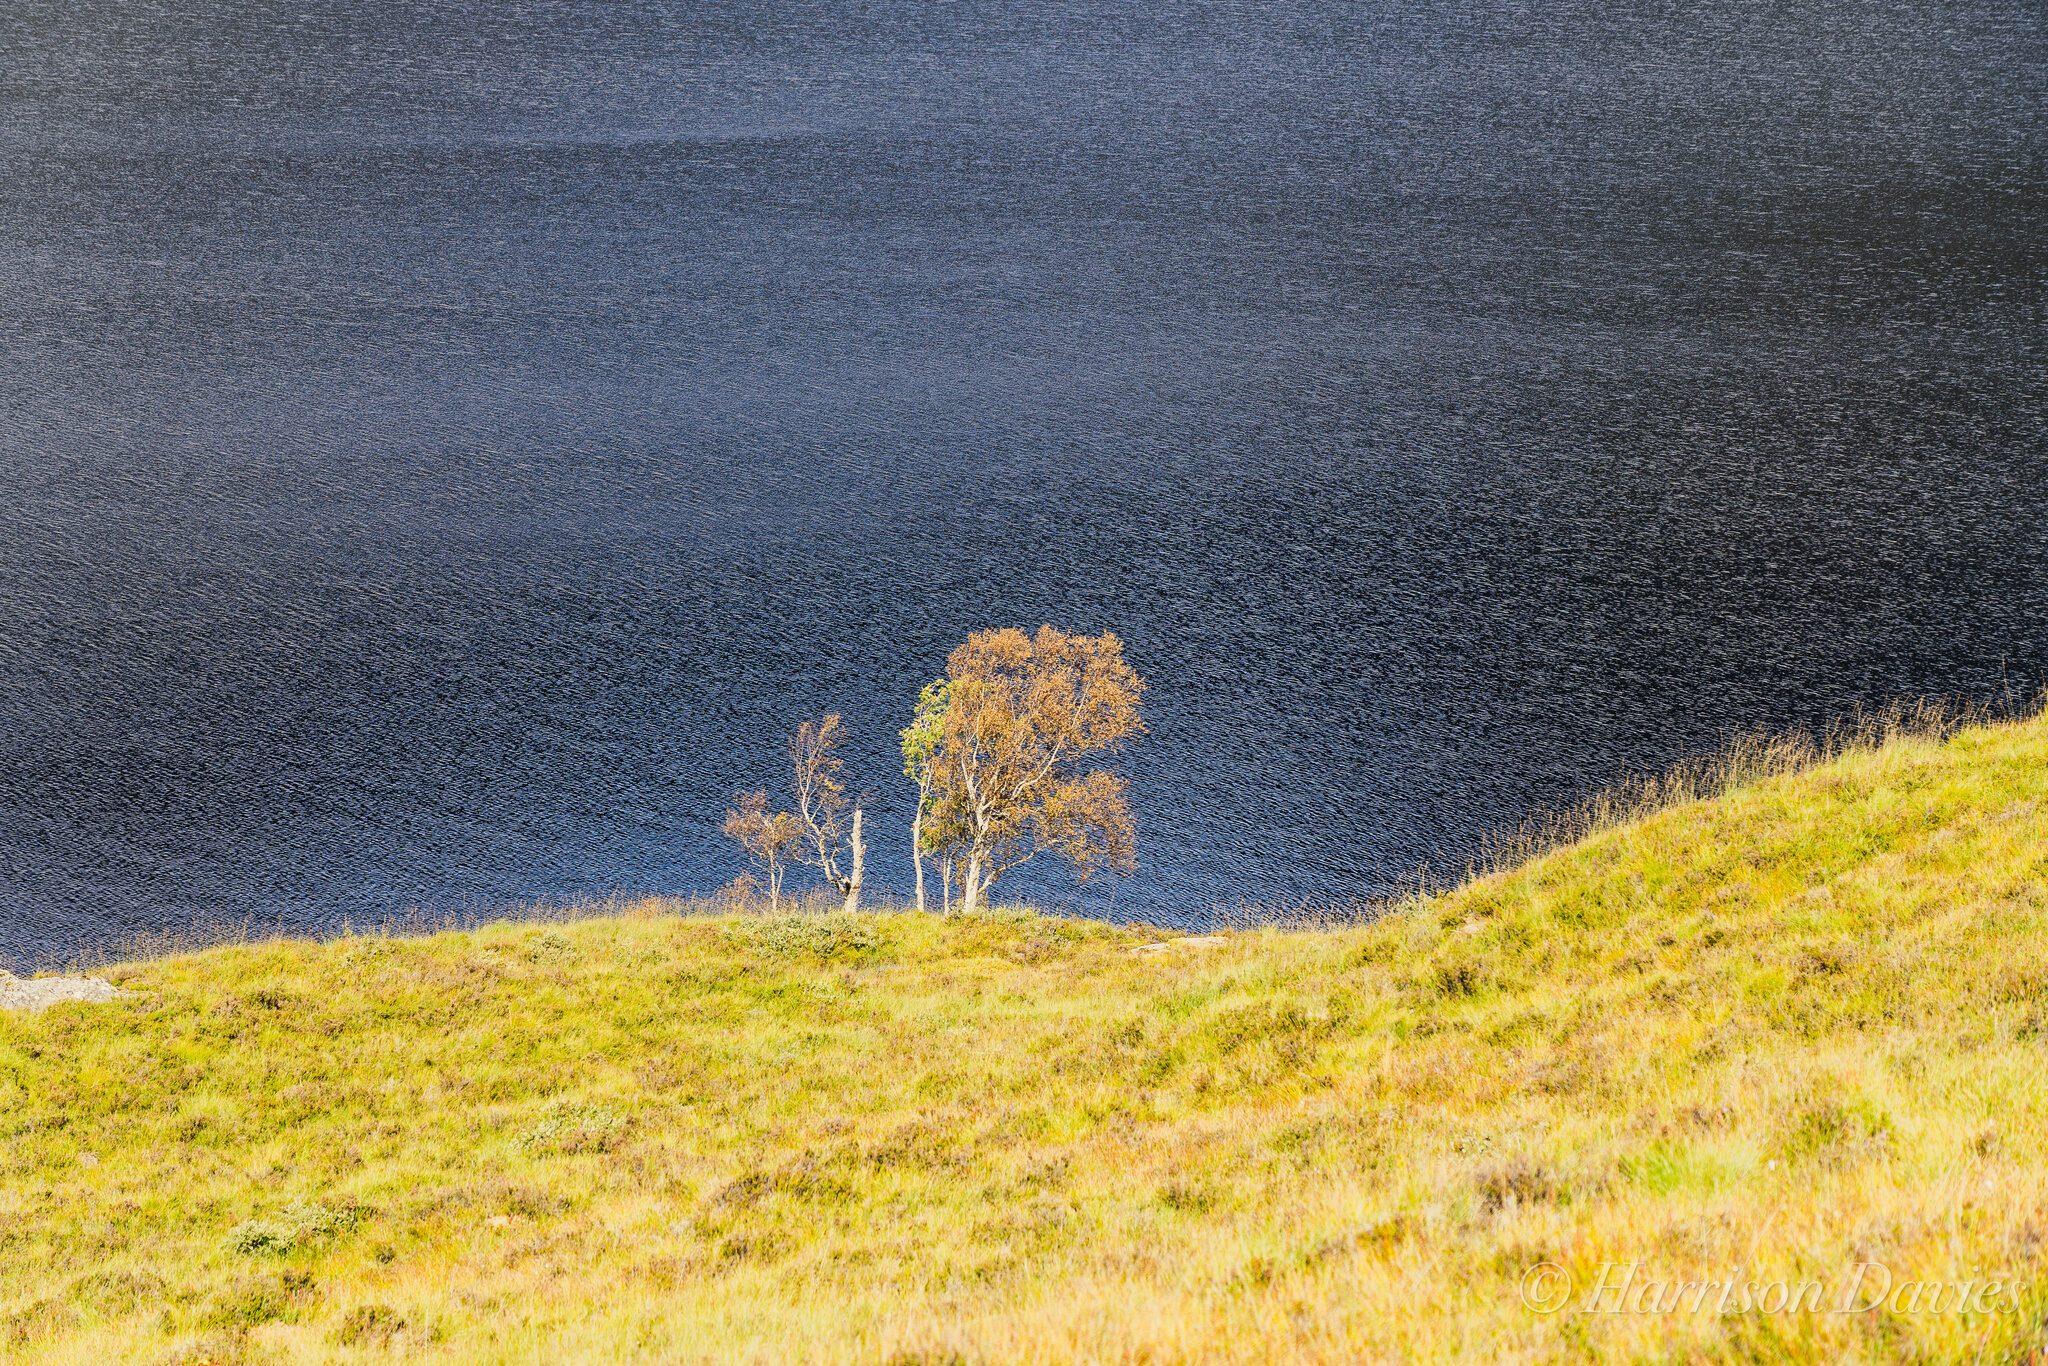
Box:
[722, 790, 802, 911]
[791, 713, 866, 913]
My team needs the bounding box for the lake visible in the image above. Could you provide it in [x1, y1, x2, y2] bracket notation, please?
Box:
[1, 0, 2042, 966]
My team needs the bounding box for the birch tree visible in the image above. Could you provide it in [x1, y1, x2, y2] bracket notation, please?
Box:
[925, 626, 1145, 915]
[722, 790, 802, 912]
[791, 713, 866, 913]
[899, 679, 951, 912]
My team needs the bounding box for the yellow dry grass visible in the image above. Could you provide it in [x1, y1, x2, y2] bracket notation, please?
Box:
[3, 712, 2045, 1363]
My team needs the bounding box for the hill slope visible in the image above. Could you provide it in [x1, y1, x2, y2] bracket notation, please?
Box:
[3, 716, 2045, 1363]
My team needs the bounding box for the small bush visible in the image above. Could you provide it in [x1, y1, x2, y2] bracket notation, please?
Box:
[2, 1296, 79, 1348]
[1774, 1095, 1893, 1166]
[67, 1268, 169, 1316]
[200, 1271, 316, 1329]
[1476, 1156, 1558, 1212]
[224, 1200, 358, 1257]
[1155, 1178, 1217, 1213]
[333, 1303, 406, 1346]
[1432, 959, 1488, 999]
[724, 914, 885, 963]
[524, 931, 577, 965]
[517, 1102, 629, 1155]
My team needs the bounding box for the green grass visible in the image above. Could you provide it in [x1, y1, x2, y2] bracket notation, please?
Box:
[3, 713, 2046, 1363]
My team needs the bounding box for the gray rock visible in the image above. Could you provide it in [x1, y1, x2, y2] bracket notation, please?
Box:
[0, 970, 130, 1011]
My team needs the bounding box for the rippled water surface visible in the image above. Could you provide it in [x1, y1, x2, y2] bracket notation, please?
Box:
[2, 1, 2043, 964]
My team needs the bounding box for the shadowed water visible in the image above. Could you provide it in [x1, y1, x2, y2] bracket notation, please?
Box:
[1, 0, 2043, 965]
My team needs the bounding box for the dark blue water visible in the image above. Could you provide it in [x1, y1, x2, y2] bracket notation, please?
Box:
[2, 1, 2043, 965]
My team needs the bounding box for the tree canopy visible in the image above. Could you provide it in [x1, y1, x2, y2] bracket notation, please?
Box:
[924, 626, 1146, 913]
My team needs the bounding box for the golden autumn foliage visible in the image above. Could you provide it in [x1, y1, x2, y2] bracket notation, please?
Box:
[719, 791, 801, 911]
[924, 626, 1146, 913]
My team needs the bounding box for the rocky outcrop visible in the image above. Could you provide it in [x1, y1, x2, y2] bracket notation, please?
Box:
[0, 970, 129, 1011]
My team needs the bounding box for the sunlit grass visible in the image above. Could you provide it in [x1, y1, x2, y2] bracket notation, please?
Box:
[3, 712, 2045, 1362]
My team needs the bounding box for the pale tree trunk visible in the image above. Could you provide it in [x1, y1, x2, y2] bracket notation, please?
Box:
[941, 859, 953, 915]
[840, 808, 864, 914]
[961, 851, 985, 916]
[910, 806, 926, 913]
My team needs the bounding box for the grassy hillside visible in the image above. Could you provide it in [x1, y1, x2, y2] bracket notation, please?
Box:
[3, 715, 2046, 1364]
